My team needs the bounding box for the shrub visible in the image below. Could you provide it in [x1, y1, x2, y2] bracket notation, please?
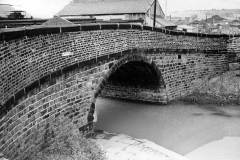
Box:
[30, 131, 106, 160]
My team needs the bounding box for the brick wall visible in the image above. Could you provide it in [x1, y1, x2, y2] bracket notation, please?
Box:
[0, 24, 235, 159]
[228, 36, 240, 63]
[102, 52, 229, 101]
[101, 84, 168, 103]
[0, 58, 115, 159]
[0, 24, 230, 106]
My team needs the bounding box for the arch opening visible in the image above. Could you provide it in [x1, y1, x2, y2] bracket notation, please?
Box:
[106, 61, 161, 90]
[88, 58, 167, 131]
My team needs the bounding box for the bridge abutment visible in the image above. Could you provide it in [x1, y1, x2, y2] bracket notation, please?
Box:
[0, 60, 113, 159]
[101, 85, 168, 104]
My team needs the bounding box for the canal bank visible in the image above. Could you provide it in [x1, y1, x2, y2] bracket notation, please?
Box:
[181, 70, 240, 105]
[90, 131, 240, 160]
[90, 130, 189, 160]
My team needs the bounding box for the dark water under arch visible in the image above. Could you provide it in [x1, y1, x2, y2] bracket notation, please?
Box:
[107, 61, 162, 89]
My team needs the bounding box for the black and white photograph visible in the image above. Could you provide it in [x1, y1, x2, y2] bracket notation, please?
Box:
[0, 0, 240, 160]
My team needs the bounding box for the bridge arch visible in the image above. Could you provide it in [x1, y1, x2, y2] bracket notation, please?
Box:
[86, 54, 167, 127]
[0, 53, 167, 160]
[94, 54, 166, 100]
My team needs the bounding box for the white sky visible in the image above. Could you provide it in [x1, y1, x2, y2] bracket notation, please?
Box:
[0, 0, 240, 18]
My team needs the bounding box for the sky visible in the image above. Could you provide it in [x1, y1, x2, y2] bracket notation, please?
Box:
[0, 0, 240, 18]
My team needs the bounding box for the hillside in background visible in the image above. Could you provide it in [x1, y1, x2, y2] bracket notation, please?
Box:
[169, 9, 240, 20]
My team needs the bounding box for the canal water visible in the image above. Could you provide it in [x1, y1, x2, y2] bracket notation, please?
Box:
[95, 97, 240, 157]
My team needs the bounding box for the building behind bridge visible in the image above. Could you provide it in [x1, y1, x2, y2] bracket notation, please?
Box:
[57, 0, 176, 29]
[0, 4, 30, 20]
[0, 0, 177, 29]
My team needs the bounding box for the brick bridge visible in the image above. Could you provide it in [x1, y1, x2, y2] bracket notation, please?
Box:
[0, 23, 239, 159]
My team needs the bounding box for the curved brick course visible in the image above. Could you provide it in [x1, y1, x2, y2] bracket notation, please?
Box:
[0, 24, 231, 106]
[0, 23, 239, 159]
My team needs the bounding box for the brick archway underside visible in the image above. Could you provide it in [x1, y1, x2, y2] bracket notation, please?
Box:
[107, 61, 162, 89]
[87, 55, 167, 127]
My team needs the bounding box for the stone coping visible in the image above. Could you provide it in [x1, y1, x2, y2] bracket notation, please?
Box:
[0, 23, 238, 42]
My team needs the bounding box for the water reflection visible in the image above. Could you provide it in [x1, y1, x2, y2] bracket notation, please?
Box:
[95, 97, 240, 155]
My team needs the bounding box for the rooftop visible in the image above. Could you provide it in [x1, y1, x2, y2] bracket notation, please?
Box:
[57, 0, 154, 16]
[42, 16, 75, 26]
[0, 4, 15, 18]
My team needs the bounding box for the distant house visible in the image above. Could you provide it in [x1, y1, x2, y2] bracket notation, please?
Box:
[206, 15, 225, 23]
[230, 20, 240, 28]
[205, 15, 229, 26]
[57, 0, 176, 29]
[177, 25, 198, 32]
[0, 3, 30, 20]
[7, 11, 26, 19]
[189, 20, 202, 25]
[188, 20, 207, 33]
[0, 4, 15, 18]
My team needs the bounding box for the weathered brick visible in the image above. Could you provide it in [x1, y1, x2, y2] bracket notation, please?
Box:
[0, 26, 238, 160]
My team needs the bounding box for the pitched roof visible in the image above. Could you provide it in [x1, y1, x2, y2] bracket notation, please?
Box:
[206, 15, 225, 23]
[42, 16, 75, 26]
[57, 0, 154, 16]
